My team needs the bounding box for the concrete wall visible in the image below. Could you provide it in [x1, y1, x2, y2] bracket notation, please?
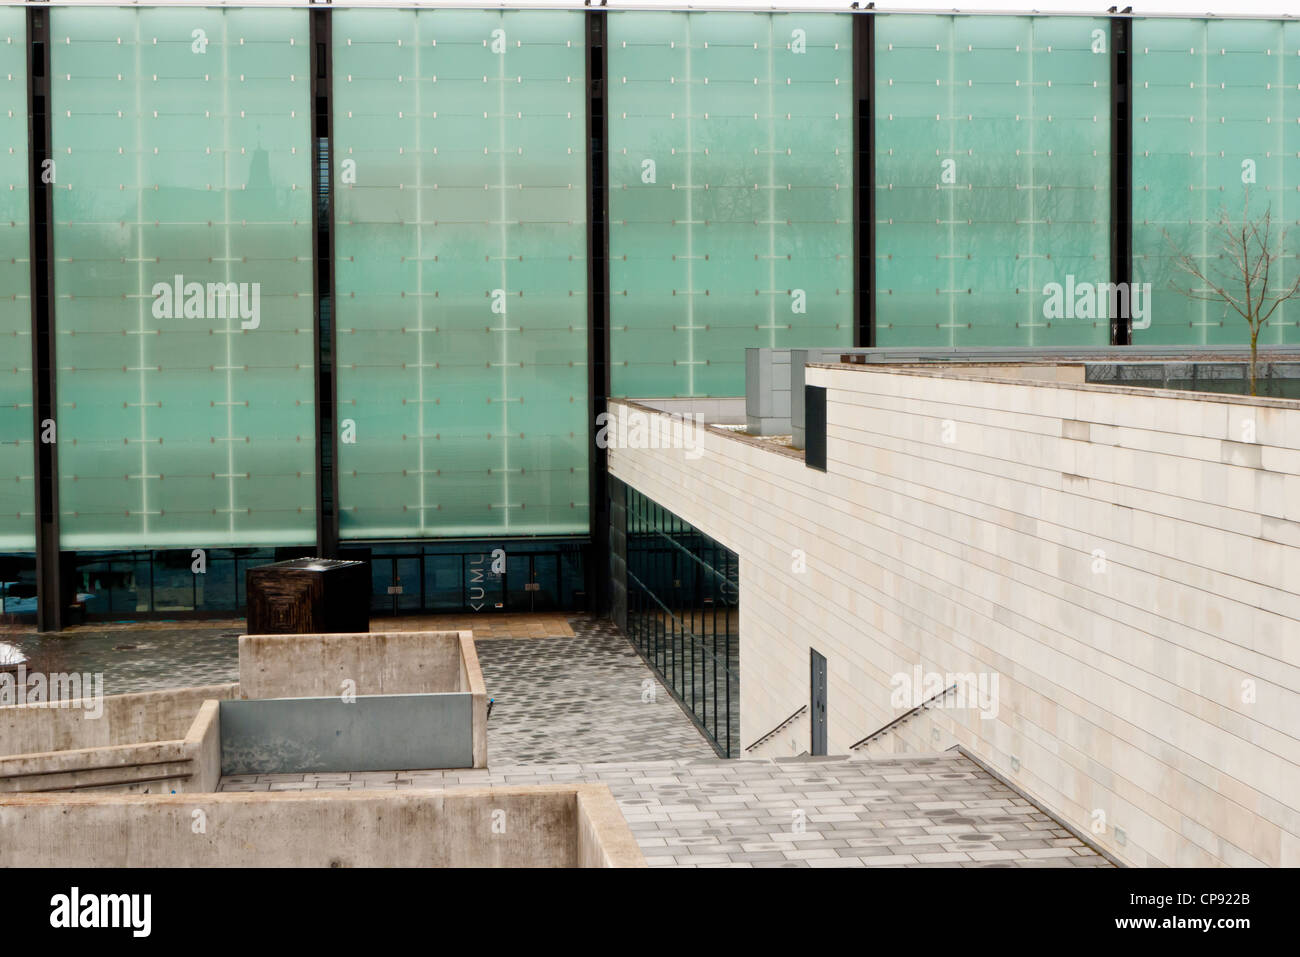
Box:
[607, 366, 1300, 868]
[576, 786, 648, 868]
[0, 684, 236, 755]
[0, 630, 494, 792]
[0, 784, 645, 867]
[237, 630, 488, 770]
[186, 700, 223, 794]
[0, 685, 237, 794]
[239, 631, 471, 699]
[789, 351, 1087, 447]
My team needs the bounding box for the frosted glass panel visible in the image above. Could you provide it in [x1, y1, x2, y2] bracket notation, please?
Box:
[51, 8, 316, 548]
[0, 11, 32, 551]
[1133, 19, 1300, 345]
[875, 15, 1111, 346]
[333, 10, 589, 540]
[608, 12, 854, 397]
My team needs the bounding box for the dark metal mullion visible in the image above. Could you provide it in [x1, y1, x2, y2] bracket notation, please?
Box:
[1110, 13, 1133, 346]
[27, 6, 61, 633]
[585, 10, 611, 616]
[712, 541, 719, 746]
[310, 7, 339, 558]
[853, 11, 875, 348]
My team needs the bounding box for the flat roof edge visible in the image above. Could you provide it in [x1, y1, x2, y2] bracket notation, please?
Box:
[810, 361, 1300, 410]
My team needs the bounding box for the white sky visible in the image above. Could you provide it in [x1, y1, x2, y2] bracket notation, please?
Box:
[1, 0, 1296, 16]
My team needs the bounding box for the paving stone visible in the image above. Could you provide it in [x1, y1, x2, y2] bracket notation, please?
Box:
[210, 616, 1111, 870]
[475, 618, 717, 766]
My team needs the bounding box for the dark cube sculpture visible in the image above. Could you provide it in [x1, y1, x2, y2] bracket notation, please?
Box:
[245, 558, 369, 635]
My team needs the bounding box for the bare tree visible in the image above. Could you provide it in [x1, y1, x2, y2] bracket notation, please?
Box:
[1164, 189, 1300, 396]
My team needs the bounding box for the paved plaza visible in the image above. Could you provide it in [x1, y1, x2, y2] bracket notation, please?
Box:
[218, 614, 1111, 868]
[12, 611, 1110, 867]
[474, 616, 719, 766]
[221, 751, 1111, 868]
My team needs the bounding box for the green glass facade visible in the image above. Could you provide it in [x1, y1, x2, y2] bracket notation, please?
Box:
[0, 6, 1296, 619]
[1133, 18, 1300, 345]
[0, 11, 31, 551]
[50, 7, 316, 548]
[875, 14, 1112, 346]
[607, 12, 854, 397]
[333, 9, 589, 539]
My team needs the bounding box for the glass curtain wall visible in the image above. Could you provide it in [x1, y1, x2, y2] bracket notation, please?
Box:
[607, 11, 853, 398]
[1132, 18, 1300, 345]
[0, 11, 33, 553]
[69, 546, 277, 615]
[50, 7, 317, 549]
[623, 482, 739, 757]
[875, 14, 1112, 346]
[332, 10, 589, 540]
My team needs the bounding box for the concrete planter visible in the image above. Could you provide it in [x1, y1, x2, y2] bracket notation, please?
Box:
[0, 685, 236, 794]
[0, 784, 646, 868]
[231, 630, 488, 773]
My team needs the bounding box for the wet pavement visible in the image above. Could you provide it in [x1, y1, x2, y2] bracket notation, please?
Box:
[2, 623, 240, 694]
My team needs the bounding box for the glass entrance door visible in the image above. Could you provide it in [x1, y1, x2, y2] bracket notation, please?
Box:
[372, 557, 422, 615]
[505, 553, 560, 612]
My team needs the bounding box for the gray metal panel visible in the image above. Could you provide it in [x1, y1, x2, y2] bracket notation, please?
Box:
[810, 650, 828, 756]
[745, 348, 765, 417]
[745, 349, 794, 433]
[220, 694, 474, 775]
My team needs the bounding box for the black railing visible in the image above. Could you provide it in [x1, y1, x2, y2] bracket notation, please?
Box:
[621, 483, 739, 757]
[744, 704, 807, 754]
[849, 683, 958, 751]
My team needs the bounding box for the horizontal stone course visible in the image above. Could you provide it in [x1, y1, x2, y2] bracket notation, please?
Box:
[607, 369, 1300, 868]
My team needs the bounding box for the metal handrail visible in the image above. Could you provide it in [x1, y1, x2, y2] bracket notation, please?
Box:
[744, 703, 807, 753]
[849, 682, 957, 751]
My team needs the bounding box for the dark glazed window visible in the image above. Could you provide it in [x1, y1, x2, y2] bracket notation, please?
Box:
[805, 385, 827, 472]
[618, 482, 739, 757]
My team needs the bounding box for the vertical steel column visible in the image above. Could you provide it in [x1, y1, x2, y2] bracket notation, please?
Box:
[853, 10, 875, 348]
[585, 9, 610, 615]
[27, 4, 62, 632]
[1110, 11, 1133, 346]
[310, 4, 339, 557]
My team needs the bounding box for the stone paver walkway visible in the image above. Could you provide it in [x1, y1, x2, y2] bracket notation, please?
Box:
[220, 751, 1111, 868]
[475, 617, 718, 765]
